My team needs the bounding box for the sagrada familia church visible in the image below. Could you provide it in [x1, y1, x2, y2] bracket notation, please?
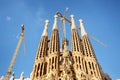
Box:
[1, 12, 111, 80]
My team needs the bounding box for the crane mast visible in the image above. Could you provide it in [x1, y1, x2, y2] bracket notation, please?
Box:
[57, 8, 70, 38]
[5, 25, 25, 80]
[56, 11, 71, 24]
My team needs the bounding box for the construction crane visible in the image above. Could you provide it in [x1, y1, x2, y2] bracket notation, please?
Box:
[56, 10, 107, 47]
[5, 24, 25, 80]
[56, 10, 71, 24]
[88, 33, 107, 47]
[59, 7, 69, 38]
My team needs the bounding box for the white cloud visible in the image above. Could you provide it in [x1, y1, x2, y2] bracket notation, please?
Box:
[6, 16, 11, 21]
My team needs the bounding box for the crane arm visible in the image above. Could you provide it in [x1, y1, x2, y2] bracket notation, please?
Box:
[63, 7, 69, 17]
[56, 12, 71, 24]
[88, 33, 107, 47]
[56, 9, 107, 48]
[57, 8, 70, 38]
[6, 25, 24, 80]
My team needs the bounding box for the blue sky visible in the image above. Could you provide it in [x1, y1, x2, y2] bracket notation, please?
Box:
[0, 0, 120, 79]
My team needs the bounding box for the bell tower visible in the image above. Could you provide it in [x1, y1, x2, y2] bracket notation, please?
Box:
[70, 15, 87, 80]
[31, 20, 49, 80]
[79, 19, 103, 80]
[46, 15, 60, 80]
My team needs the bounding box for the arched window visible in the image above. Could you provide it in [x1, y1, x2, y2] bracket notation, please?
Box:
[40, 63, 43, 76]
[85, 61, 88, 74]
[43, 62, 47, 75]
[81, 73, 86, 80]
[36, 63, 40, 77]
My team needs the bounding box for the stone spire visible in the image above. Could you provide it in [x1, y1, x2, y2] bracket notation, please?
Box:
[47, 14, 60, 80]
[79, 19, 87, 36]
[70, 15, 76, 30]
[52, 15, 58, 30]
[42, 20, 49, 36]
[80, 19, 103, 80]
[31, 20, 49, 79]
[30, 13, 110, 80]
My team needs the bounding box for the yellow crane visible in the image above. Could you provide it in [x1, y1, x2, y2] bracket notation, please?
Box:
[5, 24, 25, 80]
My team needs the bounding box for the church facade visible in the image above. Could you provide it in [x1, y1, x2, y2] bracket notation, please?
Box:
[30, 14, 111, 80]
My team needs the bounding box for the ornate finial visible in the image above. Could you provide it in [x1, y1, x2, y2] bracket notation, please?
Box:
[70, 14, 76, 30]
[42, 20, 49, 36]
[70, 15, 74, 18]
[21, 72, 24, 76]
[79, 19, 83, 23]
[45, 20, 49, 23]
[20, 72, 24, 80]
[79, 19, 87, 36]
[52, 15, 58, 30]
[45, 20, 49, 28]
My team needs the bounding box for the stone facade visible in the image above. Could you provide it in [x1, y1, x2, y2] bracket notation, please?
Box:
[30, 14, 111, 80]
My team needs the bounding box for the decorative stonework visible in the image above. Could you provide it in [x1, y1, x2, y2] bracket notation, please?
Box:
[30, 14, 111, 80]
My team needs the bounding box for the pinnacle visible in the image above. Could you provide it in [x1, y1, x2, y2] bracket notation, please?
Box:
[70, 14, 76, 30]
[79, 19, 83, 23]
[42, 20, 49, 36]
[45, 20, 49, 28]
[79, 19, 87, 36]
[45, 20, 49, 24]
[70, 14, 74, 18]
[52, 14, 58, 30]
